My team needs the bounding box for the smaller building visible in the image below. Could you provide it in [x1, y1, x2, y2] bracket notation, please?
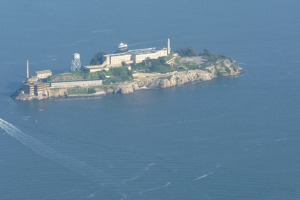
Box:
[83, 64, 108, 73]
[23, 82, 35, 96]
[35, 82, 50, 96]
[23, 77, 50, 97]
[36, 70, 52, 79]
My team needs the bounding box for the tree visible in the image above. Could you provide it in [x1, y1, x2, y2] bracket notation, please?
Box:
[200, 49, 219, 62]
[98, 71, 106, 80]
[176, 47, 197, 57]
[90, 52, 106, 65]
[109, 67, 132, 81]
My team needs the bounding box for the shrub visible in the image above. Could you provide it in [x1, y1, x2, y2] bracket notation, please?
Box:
[109, 67, 132, 81]
[200, 49, 226, 62]
[176, 47, 197, 57]
[87, 88, 96, 94]
[90, 52, 107, 65]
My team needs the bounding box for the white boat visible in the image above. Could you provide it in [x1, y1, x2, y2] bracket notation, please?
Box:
[118, 42, 128, 51]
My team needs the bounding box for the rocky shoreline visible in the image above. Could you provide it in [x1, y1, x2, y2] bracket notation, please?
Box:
[13, 58, 242, 100]
[109, 58, 241, 95]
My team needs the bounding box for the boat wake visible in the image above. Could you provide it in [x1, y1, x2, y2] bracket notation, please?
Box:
[140, 181, 172, 194]
[0, 118, 182, 198]
[194, 172, 214, 181]
[0, 118, 111, 183]
[122, 163, 156, 184]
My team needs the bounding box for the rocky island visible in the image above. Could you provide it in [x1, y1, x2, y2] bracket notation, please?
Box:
[13, 39, 242, 101]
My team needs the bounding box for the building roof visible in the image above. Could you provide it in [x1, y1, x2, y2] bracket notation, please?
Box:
[36, 70, 52, 74]
[106, 47, 161, 57]
[83, 65, 106, 69]
[128, 48, 157, 55]
[27, 76, 39, 83]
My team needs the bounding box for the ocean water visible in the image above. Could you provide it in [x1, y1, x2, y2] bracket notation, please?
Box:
[1, 0, 300, 199]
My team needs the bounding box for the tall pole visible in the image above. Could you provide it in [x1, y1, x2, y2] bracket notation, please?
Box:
[26, 60, 29, 79]
[167, 38, 171, 55]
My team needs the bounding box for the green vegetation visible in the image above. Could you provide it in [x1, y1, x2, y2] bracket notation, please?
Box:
[176, 47, 197, 57]
[48, 70, 99, 82]
[87, 67, 133, 85]
[183, 61, 199, 70]
[105, 67, 133, 84]
[68, 87, 96, 95]
[90, 52, 107, 65]
[200, 49, 226, 62]
[132, 58, 177, 74]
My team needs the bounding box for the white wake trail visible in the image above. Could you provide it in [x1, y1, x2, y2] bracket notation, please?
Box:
[122, 163, 156, 184]
[194, 172, 214, 181]
[140, 182, 172, 194]
[0, 118, 111, 183]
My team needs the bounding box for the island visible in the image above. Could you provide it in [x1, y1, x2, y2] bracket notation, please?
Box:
[12, 39, 242, 101]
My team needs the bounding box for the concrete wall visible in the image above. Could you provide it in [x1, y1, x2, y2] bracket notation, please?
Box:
[50, 80, 103, 89]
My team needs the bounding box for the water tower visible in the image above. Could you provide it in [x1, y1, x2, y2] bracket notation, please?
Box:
[71, 53, 81, 71]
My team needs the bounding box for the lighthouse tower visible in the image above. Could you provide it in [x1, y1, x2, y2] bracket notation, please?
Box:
[26, 60, 30, 79]
[167, 38, 171, 55]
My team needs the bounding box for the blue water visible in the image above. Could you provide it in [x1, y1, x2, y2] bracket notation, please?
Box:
[1, 0, 300, 199]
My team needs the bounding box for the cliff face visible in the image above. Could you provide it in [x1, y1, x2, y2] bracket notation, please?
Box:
[48, 88, 68, 97]
[13, 58, 242, 100]
[109, 58, 242, 95]
[204, 58, 241, 77]
[13, 89, 50, 101]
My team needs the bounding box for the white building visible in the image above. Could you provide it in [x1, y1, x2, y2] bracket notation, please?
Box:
[104, 53, 133, 67]
[83, 38, 171, 72]
[131, 48, 168, 63]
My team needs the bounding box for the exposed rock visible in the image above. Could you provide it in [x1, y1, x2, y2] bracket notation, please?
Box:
[159, 79, 171, 88]
[118, 85, 134, 94]
[105, 88, 114, 94]
[132, 83, 139, 90]
[49, 89, 68, 97]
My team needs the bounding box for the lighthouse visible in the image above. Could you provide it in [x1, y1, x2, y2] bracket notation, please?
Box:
[167, 38, 171, 55]
[26, 60, 30, 79]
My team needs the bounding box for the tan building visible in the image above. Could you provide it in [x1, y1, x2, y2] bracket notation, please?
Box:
[105, 53, 132, 67]
[23, 77, 50, 97]
[36, 70, 52, 79]
[132, 48, 168, 63]
[35, 82, 50, 96]
[83, 64, 108, 73]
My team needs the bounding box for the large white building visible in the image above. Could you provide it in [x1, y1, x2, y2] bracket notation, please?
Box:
[84, 38, 171, 72]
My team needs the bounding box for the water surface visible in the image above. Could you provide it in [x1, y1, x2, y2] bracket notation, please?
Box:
[1, 0, 300, 199]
